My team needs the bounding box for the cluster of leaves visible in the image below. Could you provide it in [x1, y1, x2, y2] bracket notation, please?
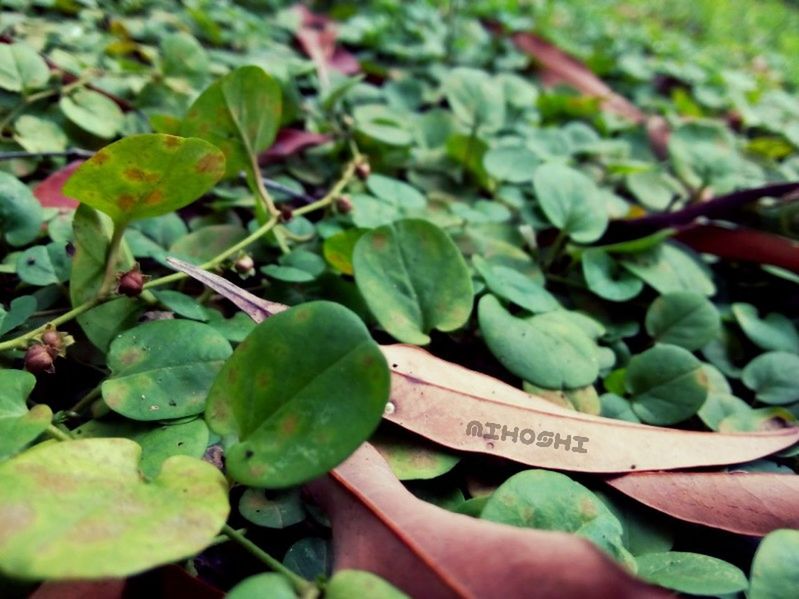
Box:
[1, 0, 799, 597]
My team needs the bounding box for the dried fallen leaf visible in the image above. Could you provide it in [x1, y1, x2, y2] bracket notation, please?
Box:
[381, 344, 799, 473]
[305, 443, 667, 599]
[294, 5, 359, 89]
[606, 471, 799, 536]
[165, 260, 799, 474]
[33, 160, 82, 210]
[259, 128, 332, 163]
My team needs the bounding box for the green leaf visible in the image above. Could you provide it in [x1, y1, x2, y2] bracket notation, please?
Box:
[73, 418, 210, 479]
[353, 219, 473, 345]
[372, 431, 460, 481]
[443, 67, 505, 133]
[669, 121, 741, 193]
[742, 351, 799, 405]
[750, 529, 799, 599]
[473, 256, 559, 313]
[16, 243, 70, 286]
[532, 163, 607, 243]
[635, 552, 747, 595]
[0, 295, 37, 338]
[323, 229, 366, 275]
[366, 174, 427, 210]
[226, 573, 296, 599]
[59, 88, 125, 139]
[483, 145, 539, 183]
[62, 134, 225, 226]
[644, 291, 721, 350]
[181, 65, 282, 179]
[168, 224, 247, 265]
[479, 295, 599, 389]
[205, 301, 390, 488]
[582, 249, 643, 302]
[598, 493, 673, 557]
[719, 407, 796, 433]
[600, 393, 641, 423]
[0, 43, 50, 92]
[262, 250, 326, 283]
[0, 172, 44, 247]
[0, 438, 229, 579]
[152, 289, 209, 321]
[238, 488, 305, 529]
[620, 243, 715, 296]
[353, 104, 413, 146]
[283, 537, 330, 579]
[13, 115, 67, 153]
[102, 319, 232, 421]
[732, 303, 799, 354]
[327, 571, 410, 599]
[481, 470, 629, 562]
[0, 370, 51, 461]
[625, 345, 708, 425]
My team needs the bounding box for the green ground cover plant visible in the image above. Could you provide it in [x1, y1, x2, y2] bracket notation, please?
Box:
[1, 0, 798, 596]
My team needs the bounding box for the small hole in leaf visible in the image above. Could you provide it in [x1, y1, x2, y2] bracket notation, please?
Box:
[26, 258, 36, 266]
[245, 450, 254, 459]
[177, 441, 184, 447]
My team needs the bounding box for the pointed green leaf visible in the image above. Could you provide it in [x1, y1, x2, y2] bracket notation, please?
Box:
[0, 370, 51, 461]
[181, 65, 282, 179]
[206, 301, 390, 488]
[635, 552, 747, 595]
[62, 134, 225, 225]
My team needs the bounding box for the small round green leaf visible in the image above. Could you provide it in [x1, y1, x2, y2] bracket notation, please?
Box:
[473, 256, 559, 313]
[635, 552, 747, 596]
[13, 115, 67, 154]
[0, 438, 229, 579]
[443, 67, 505, 133]
[206, 301, 390, 488]
[181, 65, 282, 179]
[481, 469, 628, 562]
[0, 172, 43, 247]
[626, 345, 708, 425]
[644, 291, 721, 350]
[582, 249, 643, 302]
[283, 537, 330, 580]
[102, 319, 232, 421]
[478, 295, 599, 389]
[0, 43, 50, 92]
[372, 431, 460, 481]
[750, 529, 799, 599]
[742, 352, 799, 405]
[327, 571, 410, 599]
[620, 243, 715, 296]
[532, 163, 607, 243]
[239, 488, 305, 529]
[483, 145, 539, 183]
[353, 219, 473, 345]
[59, 88, 125, 139]
[732, 303, 799, 354]
[226, 573, 296, 599]
[0, 370, 51, 461]
[62, 134, 226, 225]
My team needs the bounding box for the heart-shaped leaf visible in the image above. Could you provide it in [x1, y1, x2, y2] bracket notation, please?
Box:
[0, 370, 51, 461]
[532, 163, 608, 243]
[205, 301, 390, 488]
[625, 344, 708, 425]
[634, 552, 747, 596]
[644, 291, 721, 350]
[0, 295, 37, 338]
[59, 88, 125, 139]
[0, 43, 50, 92]
[582, 249, 644, 302]
[732, 303, 799, 354]
[0, 438, 229, 579]
[742, 352, 799, 405]
[181, 65, 282, 179]
[353, 219, 473, 345]
[473, 256, 559, 313]
[103, 319, 232, 421]
[478, 295, 599, 389]
[62, 134, 225, 226]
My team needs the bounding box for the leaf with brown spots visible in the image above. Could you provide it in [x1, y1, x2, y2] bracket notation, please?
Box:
[305, 443, 668, 599]
[0, 438, 229, 579]
[205, 301, 390, 488]
[62, 134, 225, 226]
[181, 66, 282, 180]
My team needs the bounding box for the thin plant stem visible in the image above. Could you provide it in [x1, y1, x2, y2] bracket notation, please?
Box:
[0, 148, 95, 161]
[98, 224, 127, 298]
[46, 424, 74, 442]
[543, 230, 568, 272]
[69, 384, 102, 415]
[0, 298, 100, 352]
[249, 154, 280, 218]
[221, 524, 313, 594]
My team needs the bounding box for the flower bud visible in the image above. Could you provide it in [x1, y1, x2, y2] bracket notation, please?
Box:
[279, 205, 294, 223]
[355, 160, 371, 180]
[39, 327, 74, 358]
[25, 344, 55, 374]
[234, 254, 255, 275]
[116, 264, 145, 297]
[336, 194, 353, 214]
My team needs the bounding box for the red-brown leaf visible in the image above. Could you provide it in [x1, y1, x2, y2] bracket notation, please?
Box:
[606, 471, 799, 536]
[33, 160, 82, 210]
[259, 128, 332, 163]
[294, 5, 360, 86]
[382, 345, 799, 473]
[305, 443, 668, 599]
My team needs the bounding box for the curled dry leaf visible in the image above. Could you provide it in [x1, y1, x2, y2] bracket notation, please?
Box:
[305, 442, 668, 599]
[382, 344, 799, 473]
[605, 471, 799, 537]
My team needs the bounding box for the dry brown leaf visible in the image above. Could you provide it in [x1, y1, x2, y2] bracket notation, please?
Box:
[294, 5, 359, 89]
[382, 344, 799, 473]
[305, 443, 668, 599]
[606, 471, 799, 536]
